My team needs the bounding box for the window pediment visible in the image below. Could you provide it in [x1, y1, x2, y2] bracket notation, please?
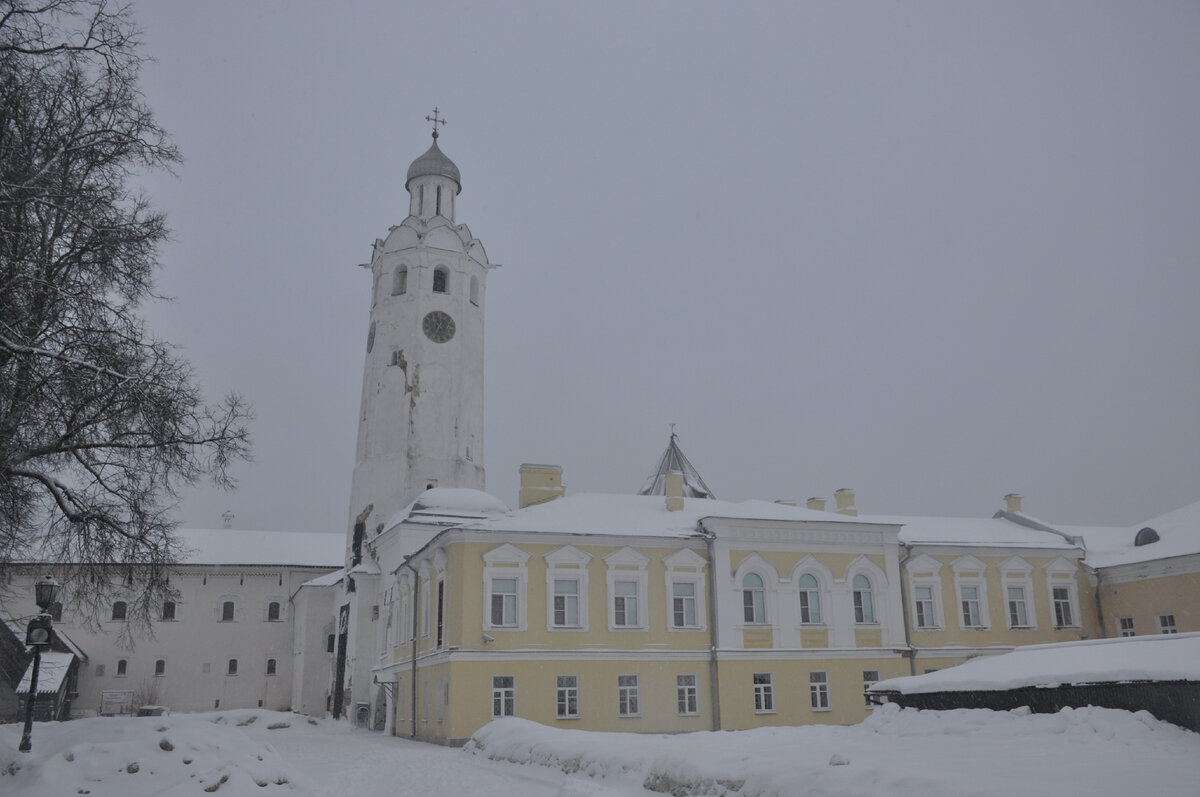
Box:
[951, 554, 987, 574]
[604, 546, 649, 569]
[664, 548, 706, 571]
[545, 545, 591, 568]
[483, 543, 530, 566]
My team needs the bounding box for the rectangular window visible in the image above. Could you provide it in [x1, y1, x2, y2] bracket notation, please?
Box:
[672, 581, 697, 628]
[492, 676, 515, 717]
[553, 579, 579, 627]
[960, 585, 982, 627]
[617, 674, 640, 717]
[116, 658, 127, 677]
[1007, 586, 1030, 627]
[753, 672, 774, 713]
[556, 675, 579, 719]
[863, 669, 880, 707]
[162, 601, 176, 621]
[613, 580, 639, 627]
[227, 658, 238, 675]
[490, 578, 518, 627]
[1118, 616, 1135, 637]
[1052, 586, 1074, 628]
[154, 659, 165, 676]
[266, 658, 277, 676]
[914, 585, 936, 628]
[810, 671, 830, 710]
[221, 601, 235, 622]
[677, 674, 699, 715]
[1158, 613, 1177, 634]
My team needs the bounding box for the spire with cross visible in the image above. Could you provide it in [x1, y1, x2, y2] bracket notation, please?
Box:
[426, 107, 447, 139]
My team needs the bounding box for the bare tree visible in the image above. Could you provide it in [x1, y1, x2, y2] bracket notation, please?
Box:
[0, 1, 252, 630]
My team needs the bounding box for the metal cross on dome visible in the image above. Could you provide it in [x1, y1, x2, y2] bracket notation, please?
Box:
[426, 107, 447, 139]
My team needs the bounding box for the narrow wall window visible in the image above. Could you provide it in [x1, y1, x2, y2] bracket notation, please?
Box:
[268, 601, 281, 622]
[490, 578, 518, 627]
[853, 575, 875, 623]
[1158, 613, 1177, 634]
[553, 579, 580, 627]
[672, 581, 697, 628]
[617, 675, 639, 717]
[470, 275, 479, 305]
[677, 674, 699, 715]
[327, 634, 335, 653]
[1052, 587, 1074, 628]
[436, 185, 443, 216]
[155, 659, 166, 676]
[1118, 617, 1135, 637]
[266, 658, 277, 675]
[753, 672, 774, 713]
[433, 266, 448, 294]
[116, 658, 128, 677]
[863, 670, 880, 707]
[960, 586, 983, 628]
[436, 581, 445, 648]
[556, 675, 579, 719]
[742, 573, 766, 623]
[797, 574, 821, 623]
[492, 676, 515, 717]
[1007, 586, 1030, 628]
[112, 601, 127, 621]
[613, 580, 639, 627]
[222, 601, 235, 622]
[393, 266, 407, 296]
[162, 601, 176, 621]
[809, 671, 830, 710]
[914, 585, 936, 629]
[227, 658, 238, 675]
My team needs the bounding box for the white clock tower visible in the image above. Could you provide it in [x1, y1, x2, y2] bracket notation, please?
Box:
[346, 112, 495, 554]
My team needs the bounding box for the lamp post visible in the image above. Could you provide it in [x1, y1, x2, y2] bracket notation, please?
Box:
[19, 575, 60, 753]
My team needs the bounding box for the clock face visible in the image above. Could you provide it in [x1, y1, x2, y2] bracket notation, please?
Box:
[422, 310, 456, 343]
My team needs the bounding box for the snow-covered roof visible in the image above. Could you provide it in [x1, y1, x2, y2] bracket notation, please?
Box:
[300, 568, 346, 588]
[859, 514, 1080, 550]
[459, 492, 868, 539]
[384, 487, 510, 531]
[872, 632, 1200, 695]
[175, 528, 343, 568]
[17, 650, 75, 695]
[1066, 499, 1200, 568]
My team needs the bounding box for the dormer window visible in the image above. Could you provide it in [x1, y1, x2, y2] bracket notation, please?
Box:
[1134, 526, 1160, 547]
[433, 266, 448, 294]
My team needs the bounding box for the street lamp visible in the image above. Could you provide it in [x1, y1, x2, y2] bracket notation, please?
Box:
[19, 575, 59, 753]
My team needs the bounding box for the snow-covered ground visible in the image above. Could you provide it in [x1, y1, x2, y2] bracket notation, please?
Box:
[2, 704, 1197, 796]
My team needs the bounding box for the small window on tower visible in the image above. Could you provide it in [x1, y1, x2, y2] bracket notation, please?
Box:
[470, 276, 479, 305]
[393, 266, 407, 296]
[433, 266, 448, 294]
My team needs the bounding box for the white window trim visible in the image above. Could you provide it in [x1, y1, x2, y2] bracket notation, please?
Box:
[752, 672, 776, 714]
[483, 544, 530, 632]
[263, 595, 287, 622]
[1117, 616, 1135, 637]
[1157, 612, 1178, 634]
[809, 670, 831, 712]
[664, 548, 707, 632]
[556, 674, 580, 719]
[907, 557, 945, 631]
[215, 594, 243, 623]
[1044, 558, 1081, 630]
[491, 675, 516, 718]
[733, 554, 777, 628]
[1000, 557, 1037, 630]
[617, 674, 640, 718]
[847, 556, 889, 627]
[951, 556, 991, 631]
[676, 673, 700, 716]
[794, 571, 828, 627]
[605, 547, 650, 631]
[545, 545, 591, 632]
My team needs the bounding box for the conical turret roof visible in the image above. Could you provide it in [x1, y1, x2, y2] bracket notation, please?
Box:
[637, 433, 715, 499]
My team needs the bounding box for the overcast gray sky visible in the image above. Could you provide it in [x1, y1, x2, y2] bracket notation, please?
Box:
[133, 1, 1200, 534]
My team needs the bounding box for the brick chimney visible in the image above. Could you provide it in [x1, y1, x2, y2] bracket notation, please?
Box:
[665, 471, 684, 512]
[519, 464, 565, 509]
[834, 488, 857, 516]
[1004, 493, 1023, 514]
[806, 497, 826, 512]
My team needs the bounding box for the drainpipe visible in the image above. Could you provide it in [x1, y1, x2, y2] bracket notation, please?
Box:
[703, 529, 721, 731]
[898, 543, 916, 676]
[402, 557, 419, 739]
[1093, 567, 1107, 639]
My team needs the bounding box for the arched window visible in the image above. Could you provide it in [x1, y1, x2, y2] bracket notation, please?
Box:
[433, 266, 449, 294]
[393, 266, 407, 296]
[111, 601, 127, 621]
[116, 658, 128, 676]
[266, 658, 277, 676]
[470, 275, 479, 305]
[267, 601, 281, 621]
[742, 573, 766, 623]
[227, 658, 238, 675]
[853, 574, 875, 623]
[798, 573, 822, 624]
[162, 601, 176, 621]
[221, 600, 235, 622]
[154, 659, 166, 676]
